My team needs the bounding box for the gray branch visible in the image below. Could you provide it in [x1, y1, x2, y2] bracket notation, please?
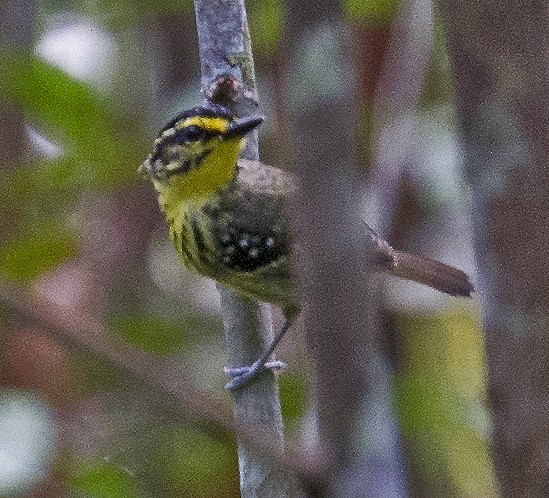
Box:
[285, 0, 408, 495]
[438, 1, 549, 495]
[193, 1, 289, 497]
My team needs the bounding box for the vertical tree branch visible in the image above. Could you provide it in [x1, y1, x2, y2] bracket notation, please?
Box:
[439, 1, 549, 495]
[285, 0, 407, 495]
[193, 2, 289, 497]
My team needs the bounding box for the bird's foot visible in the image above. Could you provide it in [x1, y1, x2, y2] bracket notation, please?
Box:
[224, 360, 286, 391]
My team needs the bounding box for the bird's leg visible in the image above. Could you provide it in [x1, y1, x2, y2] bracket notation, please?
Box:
[225, 311, 298, 391]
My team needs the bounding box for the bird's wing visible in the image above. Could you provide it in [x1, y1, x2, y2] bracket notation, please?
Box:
[235, 160, 473, 298]
[207, 161, 293, 273]
[195, 160, 296, 309]
[236, 159, 395, 266]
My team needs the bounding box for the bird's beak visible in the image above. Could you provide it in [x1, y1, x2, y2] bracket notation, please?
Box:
[226, 115, 265, 137]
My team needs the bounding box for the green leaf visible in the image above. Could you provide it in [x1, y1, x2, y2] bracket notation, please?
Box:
[0, 229, 78, 281]
[393, 311, 497, 494]
[8, 57, 147, 188]
[344, 0, 400, 23]
[1, 158, 84, 206]
[394, 372, 464, 436]
[71, 460, 143, 498]
[163, 428, 238, 496]
[248, 0, 285, 55]
[0, 49, 29, 101]
[279, 372, 306, 421]
[111, 313, 189, 355]
[82, 0, 194, 30]
[12, 58, 110, 138]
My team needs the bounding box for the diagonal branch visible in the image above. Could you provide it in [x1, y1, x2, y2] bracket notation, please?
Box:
[0, 280, 314, 484]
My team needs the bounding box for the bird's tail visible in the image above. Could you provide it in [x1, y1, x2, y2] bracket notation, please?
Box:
[389, 251, 474, 298]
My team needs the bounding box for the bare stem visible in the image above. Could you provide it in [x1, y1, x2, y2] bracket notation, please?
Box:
[193, 1, 289, 496]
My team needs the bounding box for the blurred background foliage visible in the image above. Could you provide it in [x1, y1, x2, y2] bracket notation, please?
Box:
[0, 0, 494, 496]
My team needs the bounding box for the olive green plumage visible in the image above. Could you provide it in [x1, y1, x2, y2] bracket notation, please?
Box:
[140, 103, 473, 389]
[169, 158, 297, 314]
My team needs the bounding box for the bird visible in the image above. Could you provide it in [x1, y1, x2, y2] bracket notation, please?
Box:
[139, 102, 474, 390]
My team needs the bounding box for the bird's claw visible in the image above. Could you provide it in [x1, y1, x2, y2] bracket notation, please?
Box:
[224, 360, 286, 391]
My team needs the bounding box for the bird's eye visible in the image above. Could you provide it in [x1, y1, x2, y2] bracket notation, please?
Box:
[184, 125, 204, 141]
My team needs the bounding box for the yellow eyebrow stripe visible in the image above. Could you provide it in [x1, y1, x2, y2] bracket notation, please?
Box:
[176, 116, 230, 133]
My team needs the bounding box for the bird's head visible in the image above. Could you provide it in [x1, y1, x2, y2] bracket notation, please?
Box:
[139, 103, 264, 201]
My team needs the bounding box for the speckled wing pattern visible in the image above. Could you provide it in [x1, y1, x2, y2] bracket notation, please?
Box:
[178, 160, 400, 312]
[194, 160, 298, 311]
